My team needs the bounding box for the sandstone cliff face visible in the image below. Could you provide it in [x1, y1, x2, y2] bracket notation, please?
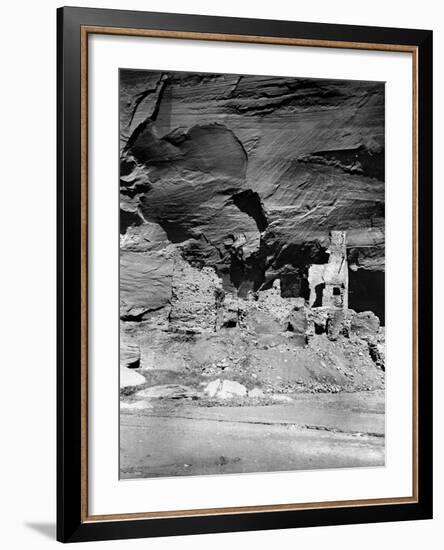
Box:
[119, 69, 385, 320]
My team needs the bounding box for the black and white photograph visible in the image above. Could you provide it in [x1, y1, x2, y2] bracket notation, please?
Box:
[119, 69, 386, 479]
[0, 0, 438, 545]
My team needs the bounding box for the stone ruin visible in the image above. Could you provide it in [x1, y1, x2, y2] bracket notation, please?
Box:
[308, 230, 348, 310]
[121, 230, 384, 373]
[169, 255, 224, 334]
[164, 230, 381, 349]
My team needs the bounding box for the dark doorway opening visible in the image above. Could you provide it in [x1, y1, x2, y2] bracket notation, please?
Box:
[348, 269, 385, 325]
[313, 283, 325, 308]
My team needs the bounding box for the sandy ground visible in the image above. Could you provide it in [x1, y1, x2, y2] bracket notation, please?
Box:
[120, 390, 385, 479]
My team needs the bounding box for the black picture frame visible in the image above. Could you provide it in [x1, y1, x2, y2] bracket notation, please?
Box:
[57, 6, 433, 543]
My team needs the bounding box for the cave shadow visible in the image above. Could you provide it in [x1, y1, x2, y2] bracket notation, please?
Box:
[24, 521, 56, 540]
[348, 269, 385, 325]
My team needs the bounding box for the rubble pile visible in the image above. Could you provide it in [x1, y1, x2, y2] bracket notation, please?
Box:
[120, 231, 385, 401]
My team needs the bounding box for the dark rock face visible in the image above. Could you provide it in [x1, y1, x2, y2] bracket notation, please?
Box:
[120, 251, 173, 320]
[120, 69, 384, 320]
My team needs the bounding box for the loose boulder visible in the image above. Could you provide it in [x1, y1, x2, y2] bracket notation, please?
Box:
[204, 379, 247, 399]
[120, 337, 140, 368]
[120, 367, 145, 389]
[350, 311, 380, 339]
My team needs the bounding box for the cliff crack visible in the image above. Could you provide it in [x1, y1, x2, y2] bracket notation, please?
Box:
[231, 189, 268, 232]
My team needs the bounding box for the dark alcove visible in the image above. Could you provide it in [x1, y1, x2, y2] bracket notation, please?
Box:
[348, 269, 385, 325]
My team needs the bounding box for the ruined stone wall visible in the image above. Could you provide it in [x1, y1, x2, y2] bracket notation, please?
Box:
[169, 255, 224, 334]
[308, 231, 348, 310]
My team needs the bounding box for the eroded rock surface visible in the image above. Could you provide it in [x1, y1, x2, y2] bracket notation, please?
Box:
[119, 70, 385, 390]
[120, 251, 173, 320]
[120, 70, 385, 302]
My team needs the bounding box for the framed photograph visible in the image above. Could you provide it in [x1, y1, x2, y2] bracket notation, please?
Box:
[57, 6, 433, 543]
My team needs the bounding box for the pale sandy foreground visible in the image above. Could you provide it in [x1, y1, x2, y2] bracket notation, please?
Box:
[120, 390, 384, 479]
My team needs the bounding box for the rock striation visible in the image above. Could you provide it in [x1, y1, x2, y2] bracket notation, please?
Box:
[120, 70, 384, 310]
[119, 70, 386, 381]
